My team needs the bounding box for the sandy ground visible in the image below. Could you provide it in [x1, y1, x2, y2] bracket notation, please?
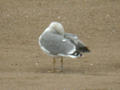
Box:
[0, 0, 120, 90]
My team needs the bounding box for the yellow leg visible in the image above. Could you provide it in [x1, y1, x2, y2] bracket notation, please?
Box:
[60, 57, 63, 72]
[53, 57, 56, 72]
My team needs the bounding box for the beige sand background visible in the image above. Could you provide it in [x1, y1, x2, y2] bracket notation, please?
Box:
[0, 0, 120, 90]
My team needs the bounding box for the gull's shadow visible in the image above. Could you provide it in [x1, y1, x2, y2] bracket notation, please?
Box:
[33, 66, 88, 74]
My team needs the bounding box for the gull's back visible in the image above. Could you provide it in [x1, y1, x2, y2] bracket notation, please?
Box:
[39, 31, 75, 56]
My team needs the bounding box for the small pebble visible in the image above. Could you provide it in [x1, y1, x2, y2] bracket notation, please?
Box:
[90, 63, 93, 66]
[35, 62, 39, 66]
[57, 16, 61, 19]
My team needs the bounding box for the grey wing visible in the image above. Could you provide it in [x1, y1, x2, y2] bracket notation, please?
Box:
[64, 33, 85, 46]
[64, 33, 90, 52]
[64, 33, 78, 39]
[40, 33, 75, 55]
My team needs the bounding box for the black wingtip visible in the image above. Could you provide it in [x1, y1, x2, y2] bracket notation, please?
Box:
[79, 46, 90, 53]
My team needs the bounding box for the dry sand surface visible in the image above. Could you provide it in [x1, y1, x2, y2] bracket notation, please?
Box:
[0, 0, 120, 90]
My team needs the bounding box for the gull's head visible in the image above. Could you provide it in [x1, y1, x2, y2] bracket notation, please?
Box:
[49, 21, 64, 35]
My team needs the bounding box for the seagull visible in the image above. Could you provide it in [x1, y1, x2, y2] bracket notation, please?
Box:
[38, 21, 90, 72]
